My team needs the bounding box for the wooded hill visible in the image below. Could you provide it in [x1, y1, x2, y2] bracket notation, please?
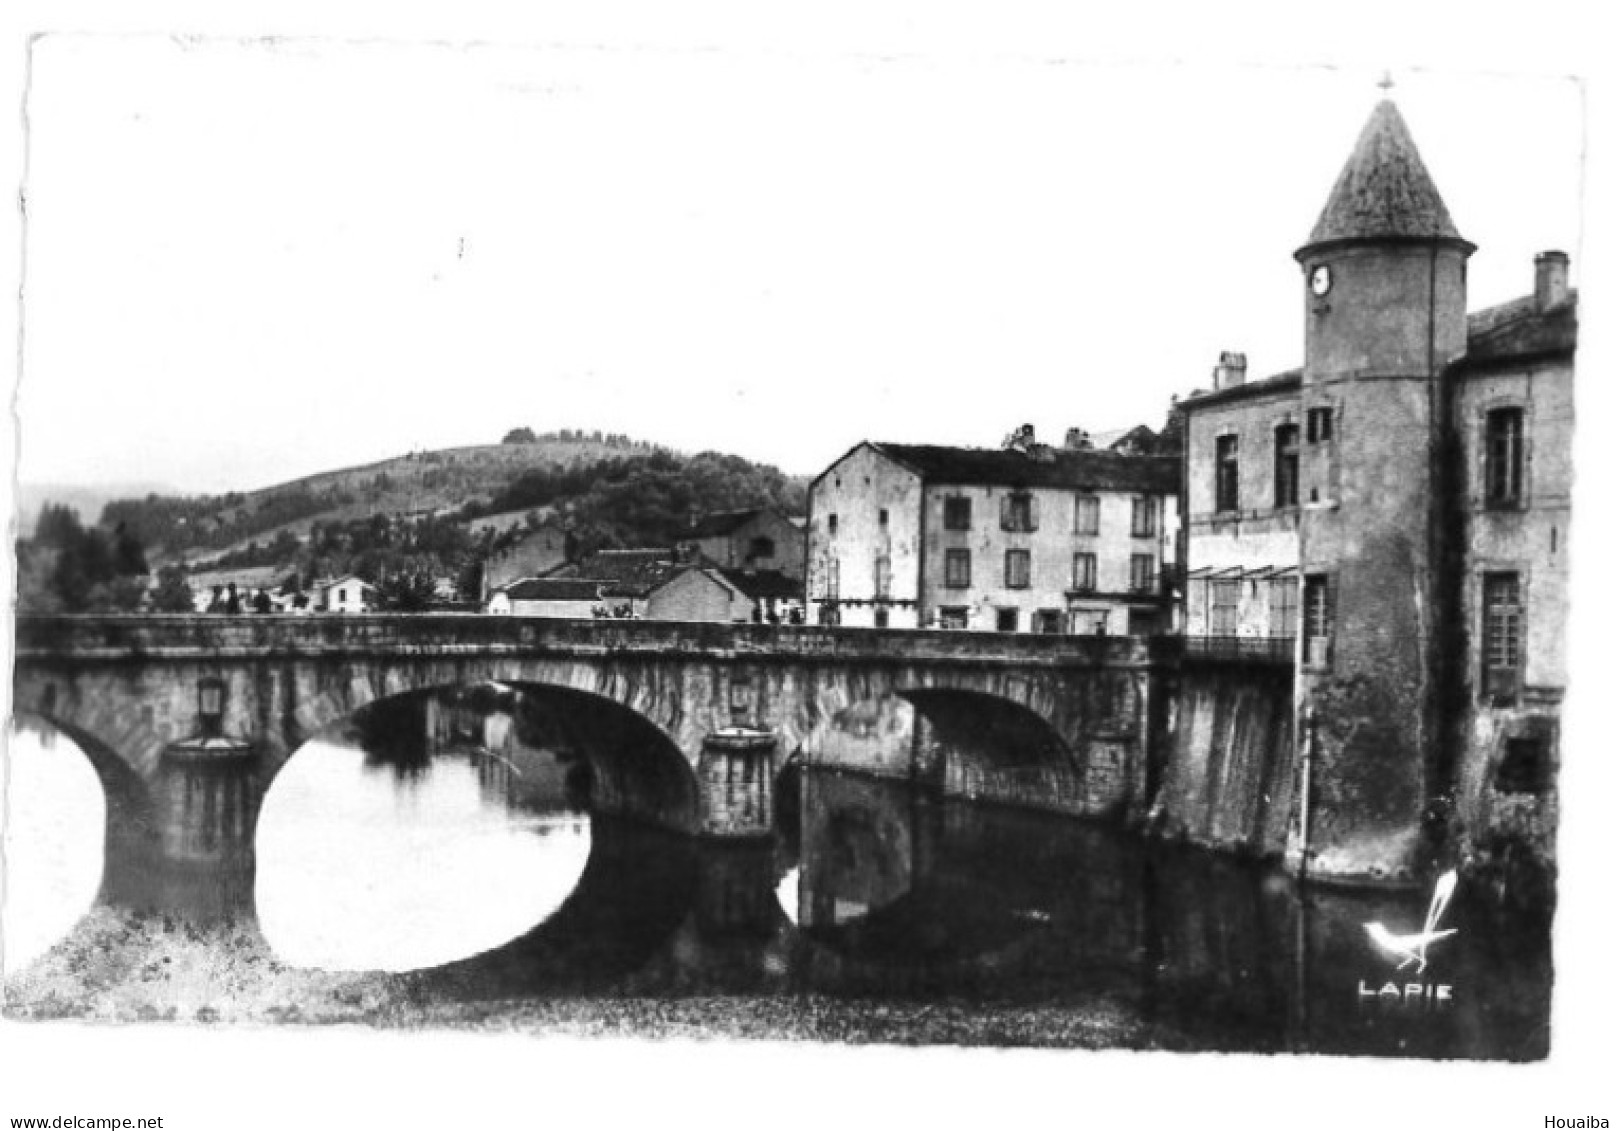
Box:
[50, 431, 808, 604]
[100, 431, 671, 563]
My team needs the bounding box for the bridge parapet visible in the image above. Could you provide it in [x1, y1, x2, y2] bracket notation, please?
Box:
[13, 614, 1179, 669]
[13, 614, 1187, 888]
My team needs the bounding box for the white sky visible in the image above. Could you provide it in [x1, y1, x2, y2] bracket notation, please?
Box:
[15, 37, 1584, 492]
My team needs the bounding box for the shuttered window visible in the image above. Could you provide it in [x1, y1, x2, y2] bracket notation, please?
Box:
[1005, 549, 1031, 589]
[1001, 491, 1038, 532]
[1304, 573, 1333, 665]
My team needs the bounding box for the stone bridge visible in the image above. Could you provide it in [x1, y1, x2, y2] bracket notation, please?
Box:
[11, 616, 1178, 897]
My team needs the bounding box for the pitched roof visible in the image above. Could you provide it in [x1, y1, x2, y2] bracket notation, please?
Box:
[648, 566, 746, 600]
[1303, 100, 1467, 250]
[686, 507, 780, 539]
[717, 568, 804, 601]
[870, 442, 1179, 494]
[503, 577, 607, 602]
[1178, 368, 1303, 410]
[1459, 291, 1579, 370]
[546, 547, 702, 598]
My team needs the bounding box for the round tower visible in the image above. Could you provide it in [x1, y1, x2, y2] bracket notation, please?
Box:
[1291, 99, 1473, 884]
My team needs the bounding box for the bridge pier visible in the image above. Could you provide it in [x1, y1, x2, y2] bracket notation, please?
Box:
[137, 679, 262, 922]
[697, 729, 777, 837]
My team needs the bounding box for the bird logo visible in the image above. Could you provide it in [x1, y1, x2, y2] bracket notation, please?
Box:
[1363, 869, 1459, 975]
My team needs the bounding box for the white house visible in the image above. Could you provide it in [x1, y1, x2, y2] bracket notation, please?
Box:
[315, 575, 377, 614]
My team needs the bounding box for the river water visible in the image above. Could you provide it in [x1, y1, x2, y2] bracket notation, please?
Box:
[2, 693, 1553, 1058]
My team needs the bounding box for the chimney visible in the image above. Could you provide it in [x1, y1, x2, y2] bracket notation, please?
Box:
[1534, 250, 1570, 312]
[1003, 423, 1036, 453]
[1212, 351, 1248, 391]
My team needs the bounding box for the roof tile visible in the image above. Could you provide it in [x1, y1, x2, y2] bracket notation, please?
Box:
[1305, 100, 1465, 248]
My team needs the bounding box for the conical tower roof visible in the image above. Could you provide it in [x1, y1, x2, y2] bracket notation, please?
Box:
[1300, 99, 1468, 253]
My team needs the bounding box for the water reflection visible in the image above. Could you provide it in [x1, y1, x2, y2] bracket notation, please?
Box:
[5, 686, 1554, 1058]
[252, 688, 601, 972]
[256, 742, 591, 972]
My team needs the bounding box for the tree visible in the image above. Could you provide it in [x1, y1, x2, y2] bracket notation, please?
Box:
[377, 573, 437, 612]
[149, 564, 197, 612]
[502, 427, 537, 445]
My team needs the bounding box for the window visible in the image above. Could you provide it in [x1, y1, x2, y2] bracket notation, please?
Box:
[1484, 407, 1525, 507]
[1274, 423, 1300, 508]
[995, 607, 1019, 633]
[1130, 554, 1155, 594]
[1127, 608, 1158, 636]
[1072, 552, 1097, 592]
[944, 496, 973, 530]
[1211, 579, 1240, 635]
[1071, 609, 1108, 635]
[1215, 435, 1240, 513]
[878, 508, 889, 528]
[1269, 577, 1299, 638]
[873, 607, 890, 629]
[1131, 496, 1156, 537]
[944, 549, 972, 589]
[1002, 490, 1038, 532]
[817, 603, 840, 626]
[1304, 574, 1333, 665]
[1034, 609, 1064, 635]
[747, 536, 775, 561]
[1005, 549, 1031, 589]
[823, 556, 840, 599]
[1074, 495, 1100, 535]
[938, 606, 969, 630]
[828, 514, 839, 536]
[873, 555, 892, 599]
[1306, 406, 1334, 443]
[1482, 572, 1523, 701]
[1495, 736, 1548, 795]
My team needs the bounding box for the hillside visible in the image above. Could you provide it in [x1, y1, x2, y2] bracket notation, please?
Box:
[13, 481, 176, 538]
[28, 434, 810, 608]
[99, 432, 667, 562]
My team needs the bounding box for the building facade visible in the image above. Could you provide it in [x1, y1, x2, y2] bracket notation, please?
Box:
[1177, 98, 1576, 883]
[481, 524, 572, 600]
[679, 507, 806, 581]
[315, 575, 376, 614]
[807, 434, 1180, 634]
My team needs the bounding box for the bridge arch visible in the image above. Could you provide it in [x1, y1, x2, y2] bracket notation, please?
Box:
[10, 711, 158, 904]
[271, 674, 700, 834]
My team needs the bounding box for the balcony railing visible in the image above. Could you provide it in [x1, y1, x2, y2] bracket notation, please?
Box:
[1184, 635, 1296, 664]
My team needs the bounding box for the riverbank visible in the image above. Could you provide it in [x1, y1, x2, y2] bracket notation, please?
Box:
[3, 907, 1197, 1050]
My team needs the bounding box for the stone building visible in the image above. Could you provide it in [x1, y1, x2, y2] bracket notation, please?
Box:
[480, 523, 572, 601]
[806, 430, 1180, 633]
[643, 567, 750, 623]
[1176, 98, 1576, 884]
[678, 507, 806, 581]
[485, 577, 604, 617]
